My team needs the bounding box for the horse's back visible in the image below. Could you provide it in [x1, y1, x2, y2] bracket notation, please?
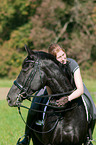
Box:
[42, 97, 88, 145]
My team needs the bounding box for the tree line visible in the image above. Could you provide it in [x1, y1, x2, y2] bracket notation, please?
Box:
[0, 0, 96, 78]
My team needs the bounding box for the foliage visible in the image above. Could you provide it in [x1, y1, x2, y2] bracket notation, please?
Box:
[0, 0, 42, 78]
[0, 0, 42, 41]
[0, 0, 96, 78]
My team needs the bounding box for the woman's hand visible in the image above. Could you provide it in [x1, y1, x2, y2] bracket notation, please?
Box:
[56, 96, 68, 107]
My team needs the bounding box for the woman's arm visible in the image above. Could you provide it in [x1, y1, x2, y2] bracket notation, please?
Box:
[47, 68, 83, 106]
[68, 68, 84, 101]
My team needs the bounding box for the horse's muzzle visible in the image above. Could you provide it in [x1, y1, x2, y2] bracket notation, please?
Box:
[7, 94, 22, 107]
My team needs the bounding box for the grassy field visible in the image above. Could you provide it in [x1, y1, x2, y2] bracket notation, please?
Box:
[0, 79, 14, 88]
[0, 79, 96, 145]
[0, 100, 32, 145]
[83, 79, 96, 92]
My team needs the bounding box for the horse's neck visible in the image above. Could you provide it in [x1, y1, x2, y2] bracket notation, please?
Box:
[44, 63, 73, 94]
[48, 77, 73, 94]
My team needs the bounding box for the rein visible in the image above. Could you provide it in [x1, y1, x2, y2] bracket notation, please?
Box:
[14, 58, 77, 135]
[26, 90, 74, 98]
[17, 97, 78, 135]
[17, 101, 78, 135]
[14, 57, 74, 103]
[18, 107, 59, 134]
[14, 79, 74, 99]
[14, 78, 74, 100]
[18, 101, 78, 114]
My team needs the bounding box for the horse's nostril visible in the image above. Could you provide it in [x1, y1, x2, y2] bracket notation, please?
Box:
[8, 100, 10, 104]
[7, 96, 11, 104]
[7, 96, 10, 101]
[7, 97, 10, 102]
[7, 96, 14, 107]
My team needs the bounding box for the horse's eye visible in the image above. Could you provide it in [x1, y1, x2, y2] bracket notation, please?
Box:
[22, 62, 29, 71]
[22, 61, 34, 71]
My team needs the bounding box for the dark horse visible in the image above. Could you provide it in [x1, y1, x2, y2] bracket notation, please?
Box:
[7, 46, 92, 145]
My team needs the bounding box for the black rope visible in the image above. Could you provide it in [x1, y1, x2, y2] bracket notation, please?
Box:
[18, 101, 78, 114]
[18, 107, 59, 134]
[26, 90, 74, 98]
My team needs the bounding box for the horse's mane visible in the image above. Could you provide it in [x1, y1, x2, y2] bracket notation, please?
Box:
[35, 51, 71, 76]
[32, 51, 73, 92]
[34, 51, 59, 65]
[29, 50, 71, 81]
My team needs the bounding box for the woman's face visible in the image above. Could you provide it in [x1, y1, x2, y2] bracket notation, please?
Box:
[56, 49, 67, 64]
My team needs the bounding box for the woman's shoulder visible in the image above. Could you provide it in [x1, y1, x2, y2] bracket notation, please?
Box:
[67, 58, 79, 73]
[67, 58, 77, 63]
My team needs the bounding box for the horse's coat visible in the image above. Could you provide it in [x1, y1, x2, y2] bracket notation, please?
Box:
[7, 47, 94, 145]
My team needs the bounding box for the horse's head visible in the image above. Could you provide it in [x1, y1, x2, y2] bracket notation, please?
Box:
[7, 46, 73, 107]
[7, 46, 46, 106]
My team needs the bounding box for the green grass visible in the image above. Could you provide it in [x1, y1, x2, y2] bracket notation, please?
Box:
[0, 100, 96, 145]
[0, 100, 33, 145]
[0, 79, 13, 88]
[83, 79, 96, 103]
[0, 79, 96, 144]
[83, 79, 96, 92]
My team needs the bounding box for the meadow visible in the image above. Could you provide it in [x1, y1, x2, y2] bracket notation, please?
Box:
[0, 79, 96, 145]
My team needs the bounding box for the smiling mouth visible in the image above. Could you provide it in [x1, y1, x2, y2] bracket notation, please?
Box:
[61, 60, 66, 64]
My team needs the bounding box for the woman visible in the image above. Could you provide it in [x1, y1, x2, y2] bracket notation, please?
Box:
[18, 43, 96, 145]
[48, 44, 96, 119]
[48, 44, 84, 105]
[48, 44, 96, 145]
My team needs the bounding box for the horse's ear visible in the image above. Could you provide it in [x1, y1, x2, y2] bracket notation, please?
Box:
[25, 44, 34, 55]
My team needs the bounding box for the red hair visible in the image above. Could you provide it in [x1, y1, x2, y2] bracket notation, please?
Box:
[48, 44, 65, 57]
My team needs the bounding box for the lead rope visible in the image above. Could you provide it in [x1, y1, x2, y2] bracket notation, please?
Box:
[18, 107, 59, 134]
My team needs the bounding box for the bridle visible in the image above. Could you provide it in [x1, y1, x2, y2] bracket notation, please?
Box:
[14, 58, 76, 135]
[13, 57, 76, 111]
[13, 57, 96, 145]
[14, 58, 74, 105]
[13, 58, 75, 110]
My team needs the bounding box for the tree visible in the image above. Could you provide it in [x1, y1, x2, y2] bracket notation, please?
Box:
[0, 0, 42, 78]
[0, 0, 96, 78]
[29, 0, 96, 66]
[29, 0, 66, 49]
